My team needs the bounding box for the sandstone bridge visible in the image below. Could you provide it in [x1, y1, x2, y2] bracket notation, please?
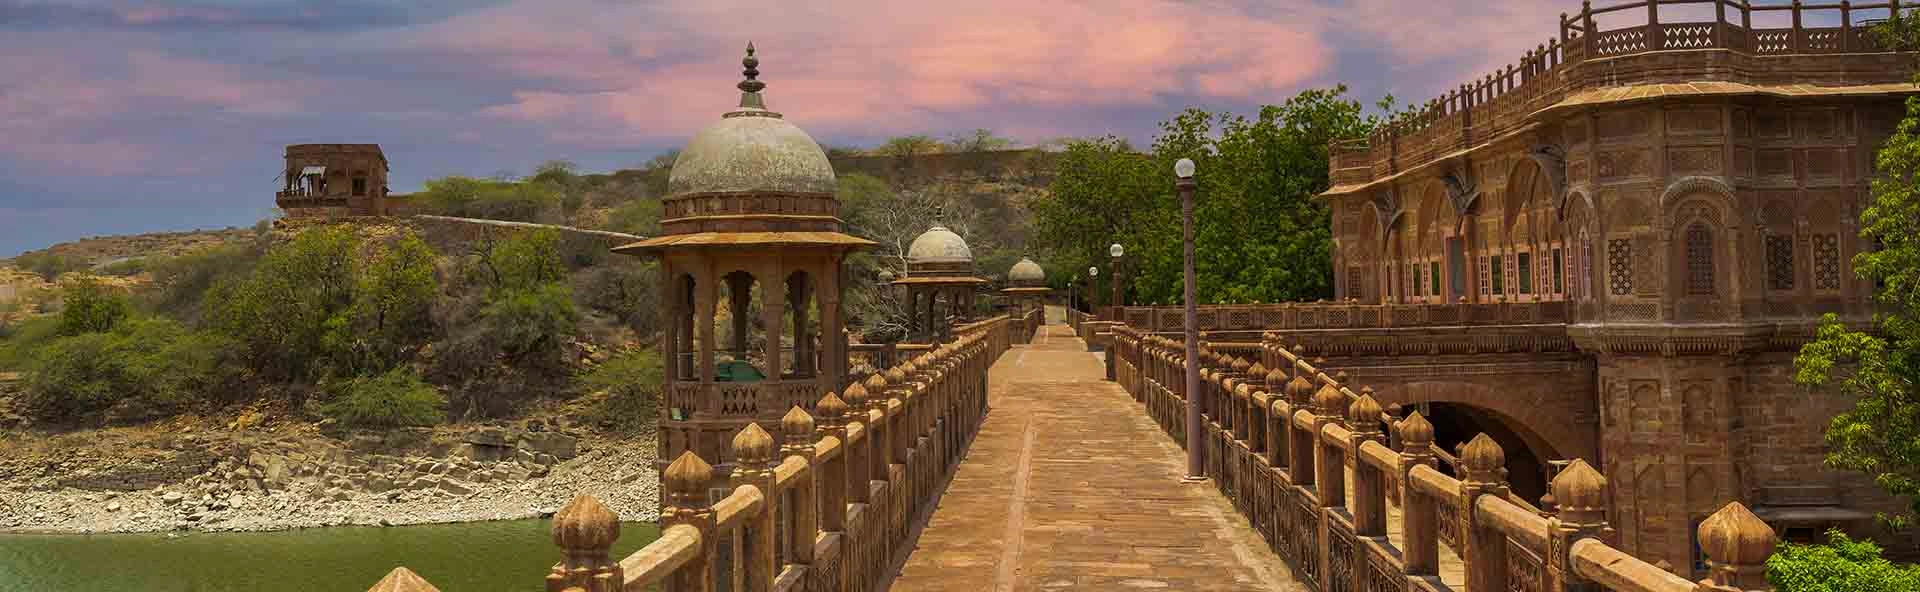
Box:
[363, 0, 1912, 589]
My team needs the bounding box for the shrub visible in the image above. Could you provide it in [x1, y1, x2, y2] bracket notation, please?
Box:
[56, 277, 130, 335]
[580, 260, 659, 333]
[13, 252, 82, 282]
[416, 176, 560, 223]
[205, 226, 358, 381]
[481, 282, 578, 364]
[604, 199, 662, 237]
[320, 368, 445, 428]
[22, 317, 231, 422]
[97, 258, 149, 277]
[145, 242, 264, 321]
[331, 233, 441, 375]
[578, 348, 663, 432]
[0, 316, 60, 370]
[1768, 529, 1920, 592]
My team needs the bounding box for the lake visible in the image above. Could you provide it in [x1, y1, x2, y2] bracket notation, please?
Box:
[0, 520, 661, 592]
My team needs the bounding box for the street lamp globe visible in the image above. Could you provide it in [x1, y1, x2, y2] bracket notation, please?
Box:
[1174, 158, 1196, 179]
[1110, 243, 1124, 258]
[1088, 266, 1098, 278]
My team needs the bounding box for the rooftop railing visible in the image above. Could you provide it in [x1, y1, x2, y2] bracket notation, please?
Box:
[1329, 0, 1914, 188]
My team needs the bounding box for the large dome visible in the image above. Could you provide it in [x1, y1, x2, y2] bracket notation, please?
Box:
[668, 114, 836, 196]
[907, 226, 972, 265]
[665, 43, 835, 198]
[1008, 258, 1045, 283]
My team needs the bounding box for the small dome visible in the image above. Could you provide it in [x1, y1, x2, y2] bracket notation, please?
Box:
[1008, 258, 1045, 283]
[907, 226, 972, 265]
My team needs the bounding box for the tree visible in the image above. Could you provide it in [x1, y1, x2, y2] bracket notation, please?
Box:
[944, 129, 1015, 153]
[205, 226, 359, 382]
[56, 276, 129, 336]
[1767, 529, 1920, 591]
[1793, 18, 1920, 527]
[1033, 87, 1377, 306]
[330, 232, 441, 375]
[878, 135, 942, 163]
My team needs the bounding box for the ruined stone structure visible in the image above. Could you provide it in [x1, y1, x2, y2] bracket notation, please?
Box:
[892, 223, 987, 343]
[275, 144, 409, 217]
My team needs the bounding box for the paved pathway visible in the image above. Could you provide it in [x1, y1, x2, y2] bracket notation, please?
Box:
[890, 323, 1303, 591]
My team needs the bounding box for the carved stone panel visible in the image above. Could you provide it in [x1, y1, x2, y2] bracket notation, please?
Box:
[1755, 149, 1795, 179]
[1669, 147, 1720, 175]
[1597, 149, 1651, 181]
[1667, 109, 1722, 135]
[1597, 110, 1652, 141]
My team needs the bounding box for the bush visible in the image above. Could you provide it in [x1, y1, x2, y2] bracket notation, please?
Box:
[22, 318, 232, 422]
[145, 242, 264, 321]
[0, 316, 60, 370]
[13, 252, 82, 282]
[416, 176, 560, 223]
[97, 258, 149, 277]
[330, 233, 441, 375]
[1768, 529, 1920, 592]
[481, 282, 578, 364]
[578, 348, 663, 432]
[57, 277, 130, 335]
[206, 226, 358, 382]
[604, 199, 662, 237]
[581, 260, 659, 333]
[320, 368, 445, 428]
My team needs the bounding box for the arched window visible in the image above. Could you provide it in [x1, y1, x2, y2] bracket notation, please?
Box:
[1684, 222, 1715, 296]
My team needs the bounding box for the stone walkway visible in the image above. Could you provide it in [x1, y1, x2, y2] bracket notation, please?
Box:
[889, 323, 1303, 591]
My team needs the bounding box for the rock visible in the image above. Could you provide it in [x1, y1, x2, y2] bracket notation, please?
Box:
[428, 462, 450, 475]
[327, 488, 351, 501]
[525, 419, 546, 433]
[519, 432, 578, 459]
[464, 427, 513, 448]
[535, 453, 556, 466]
[105, 502, 122, 512]
[405, 476, 441, 491]
[367, 476, 393, 493]
[412, 459, 436, 473]
[437, 479, 474, 496]
[446, 465, 471, 480]
[161, 492, 185, 505]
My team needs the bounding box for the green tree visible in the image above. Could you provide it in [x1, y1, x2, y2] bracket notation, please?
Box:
[56, 276, 129, 335]
[1792, 16, 1920, 526]
[944, 129, 1015, 153]
[605, 198, 663, 237]
[578, 348, 664, 432]
[416, 176, 561, 222]
[23, 317, 232, 422]
[329, 232, 441, 375]
[1034, 86, 1376, 306]
[206, 226, 359, 382]
[1767, 530, 1920, 592]
[878, 135, 942, 162]
[320, 367, 445, 428]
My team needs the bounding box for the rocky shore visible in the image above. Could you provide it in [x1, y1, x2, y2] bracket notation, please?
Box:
[0, 421, 661, 534]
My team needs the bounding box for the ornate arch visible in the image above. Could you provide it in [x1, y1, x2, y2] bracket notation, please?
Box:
[1658, 176, 1737, 216]
[1441, 159, 1482, 217]
[1388, 379, 1595, 463]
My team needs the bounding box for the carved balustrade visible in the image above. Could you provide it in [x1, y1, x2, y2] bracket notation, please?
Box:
[1329, 0, 1914, 186]
[367, 317, 1014, 592]
[1110, 324, 1782, 592]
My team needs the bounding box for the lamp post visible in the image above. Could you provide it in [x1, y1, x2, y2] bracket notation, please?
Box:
[1068, 274, 1078, 330]
[1088, 266, 1099, 311]
[1175, 158, 1205, 483]
[1109, 243, 1125, 321]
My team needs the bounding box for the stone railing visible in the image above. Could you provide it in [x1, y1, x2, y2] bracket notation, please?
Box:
[1329, 0, 1914, 187]
[368, 317, 1015, 592]
[1118, 302, 1570, 333]
[1013, 307, 1043, 344]
[1109, 325, 1782, 592]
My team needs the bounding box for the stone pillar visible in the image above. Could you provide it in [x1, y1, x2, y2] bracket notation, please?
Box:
[1695, 502, 1779, 592]
[1460, 434, 1512, 592]
[727, 272, 752, 360]
[1545, 459, 1612, 592]
[660, 452, 716, 592]
[842, 382, 872, 505]
[1287, 376, 1317, 483]
[1349, 392, 1387, 537]
[545, 495, 624, 592]
[815, 393, 849, 533]
[863, 374, 891, 487]
[1397, 412, 1439, 576]
[729, 424, 777, 590]
[1313, 384, 1348, 505]
[781, 406, 817, 566]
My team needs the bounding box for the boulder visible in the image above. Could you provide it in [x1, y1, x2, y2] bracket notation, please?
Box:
[161, 492, 185, 505]
[518, 432, 578, 459]
[437, 479, 474, 496]
[405, 476, 441, 491]
[367, 476, 394, 493]
[327, 488, 352, 501]
[464, 427, 513, 448]
[104, 502, 122, 512]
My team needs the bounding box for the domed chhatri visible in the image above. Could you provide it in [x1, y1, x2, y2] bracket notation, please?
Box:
[891, 212, 989, 343]
[908, 225, 974, 266]
[1007, 257, 1046, 286]
[614, 44, 872, 509]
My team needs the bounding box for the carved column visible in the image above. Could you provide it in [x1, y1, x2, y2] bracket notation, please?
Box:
[661, 452, 716, 592]
[815, 393, 849, 533]
[1695, 502, 1779, 592]
[1349, 392, 1387, 537]
[1398, 412, 1439, 576]
[546, 495, 624, 592]
[1546, 460, 1613, 592]
[781, 406, 818, 566]
[730, 424, 777, 591]
[842, 382, 872, 505]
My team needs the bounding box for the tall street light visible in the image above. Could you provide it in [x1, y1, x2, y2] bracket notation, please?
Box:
[1109, 243, 1125, 321]
[1175, 157, 1205, 483]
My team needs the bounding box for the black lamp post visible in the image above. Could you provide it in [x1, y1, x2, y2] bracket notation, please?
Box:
[1176, 158, 1205, 483]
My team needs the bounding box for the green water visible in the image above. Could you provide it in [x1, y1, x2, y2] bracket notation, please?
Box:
[0, 520, 661, 592]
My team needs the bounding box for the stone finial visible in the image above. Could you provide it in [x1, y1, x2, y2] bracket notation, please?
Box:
[1460, 434, 1508, 481]
[665, 451, 714, 499]
[1266, 367, 1287, 387]
[1396, 410, 1435, 447]
[1549, 459, 1607, 522]
[1313, 384, 1346, 416]
[1287, 375, 1315, 402]
[1333, 370, 1349, 385]
[1247, 362, 1268, 381]
[782, 405, 815, 441]
[551, 494, 621, 552]
[864, 372, 889, 394]
[369, 567, 441, 592]
[1348, 393, 1383, 431]
[1698, 502, 1777, 587]
[842, 382, 869, 410]
[1230, 357, 1252, 374]
[1233, 383, 1254, 400]
[816, 392, 848, 428]
[732, 423, 776, 465]
[886, 367, 908, 385]
[738, 42, 764, 93]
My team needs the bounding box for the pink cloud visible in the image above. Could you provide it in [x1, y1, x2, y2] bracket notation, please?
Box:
[428, 0, 1330, 147]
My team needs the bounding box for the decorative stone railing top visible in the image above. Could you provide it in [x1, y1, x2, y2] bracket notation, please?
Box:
[1118, 301, 1570, 333]
[367, 316, 1016, 592]
[1105, 324, 1783, 592]
[1327, 0, 1915, 189]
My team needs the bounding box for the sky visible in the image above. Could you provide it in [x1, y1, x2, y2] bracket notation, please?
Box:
[0, 0, 1597, 257]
